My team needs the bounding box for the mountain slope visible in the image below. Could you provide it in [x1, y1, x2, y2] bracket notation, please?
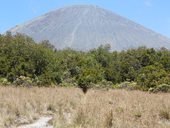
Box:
[10, 5, 170, 51]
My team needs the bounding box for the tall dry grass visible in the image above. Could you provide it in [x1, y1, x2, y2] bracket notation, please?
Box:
[0, 86, 170, 128]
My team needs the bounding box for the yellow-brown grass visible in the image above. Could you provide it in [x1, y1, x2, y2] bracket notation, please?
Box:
[0, 86, 170, 128]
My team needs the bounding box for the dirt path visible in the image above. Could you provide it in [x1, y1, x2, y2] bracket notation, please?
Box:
[17, 116, 53, 128]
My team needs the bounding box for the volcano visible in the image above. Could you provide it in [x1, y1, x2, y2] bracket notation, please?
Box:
[10, 5, 170, 51]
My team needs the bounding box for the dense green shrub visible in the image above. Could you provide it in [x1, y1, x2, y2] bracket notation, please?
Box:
[114, 81, 141, 90]
[94, 80, 113, 89]
[0, 78, 10, 85]
[137, 64, 169, 90]
[149, 84, 170, 93]
[0, 33, 170, 92]
[13, 76, 33, 87]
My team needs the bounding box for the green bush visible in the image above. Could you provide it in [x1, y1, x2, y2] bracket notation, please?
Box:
[149, 84, 170, 93]
[94, 80, 113, 89]
[114, 81, 141, 90]
[137, 65, 168, 89]
[13, 76, 33, 87]
[1, 33, 170, 91]
[0, 78, 11, 85]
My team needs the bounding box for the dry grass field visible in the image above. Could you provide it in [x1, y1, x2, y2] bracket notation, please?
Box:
[0, 86, 170, 128]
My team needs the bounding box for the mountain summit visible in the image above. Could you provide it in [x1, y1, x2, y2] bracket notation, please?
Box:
[10, 5, 170, 51]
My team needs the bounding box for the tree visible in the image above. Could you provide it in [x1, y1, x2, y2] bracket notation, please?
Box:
[40, 40, 56, 51]
[77, 55, 104, 93]
[137, 64, 168, 89]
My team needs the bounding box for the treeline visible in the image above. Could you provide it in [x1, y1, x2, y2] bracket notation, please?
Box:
[0, 33, 170, 92]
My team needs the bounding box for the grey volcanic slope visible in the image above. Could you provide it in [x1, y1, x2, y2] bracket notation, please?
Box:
[10, 5, 170, 51]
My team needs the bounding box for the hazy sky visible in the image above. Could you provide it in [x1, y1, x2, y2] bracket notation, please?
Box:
[1, 0, 170, 38]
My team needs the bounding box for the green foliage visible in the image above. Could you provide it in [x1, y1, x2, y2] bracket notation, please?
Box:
[0, 33, 62, 86]
[0, 78, 10, 85]
[39, 40, 56, 51]
[149, 84, 170, 93]
[94, 80, 113, 89]
[137, 64, 168, 89]
[77, 55, 104, 90]
[113, 81, 141, 90]
[0, 33, 170, 92]
[13, 76, 33, 87]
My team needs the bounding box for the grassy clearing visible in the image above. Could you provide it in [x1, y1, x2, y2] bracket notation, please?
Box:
[0, 86, 170, 128]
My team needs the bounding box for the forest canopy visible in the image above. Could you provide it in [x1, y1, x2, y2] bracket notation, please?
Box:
[0, 33, 170, 92]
